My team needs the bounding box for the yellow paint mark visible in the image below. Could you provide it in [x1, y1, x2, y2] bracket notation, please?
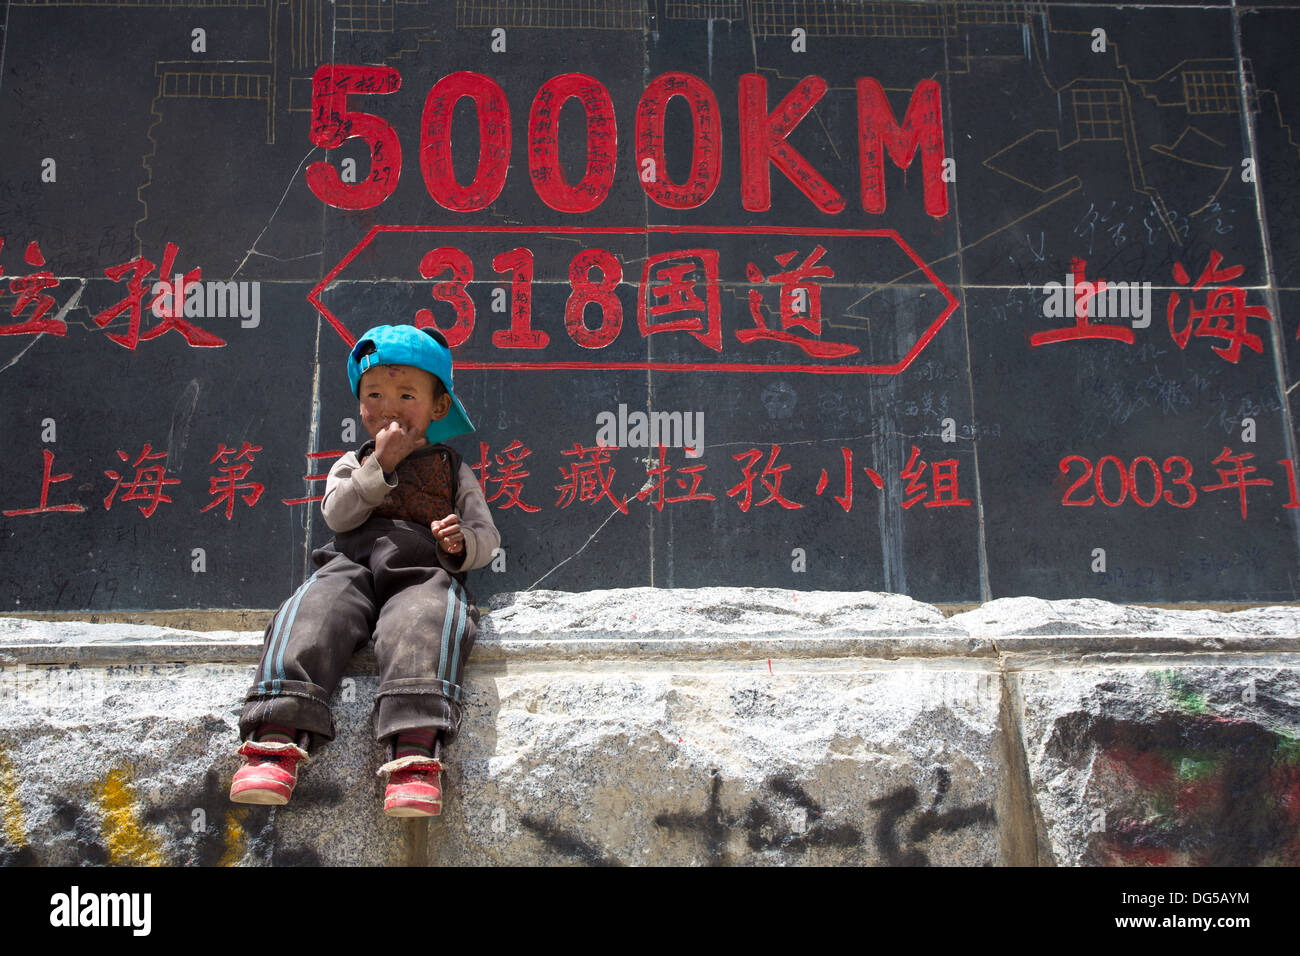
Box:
[220, 809, 247, 868]
[96, 768, 166, 867]
[0, 750, 28, 851]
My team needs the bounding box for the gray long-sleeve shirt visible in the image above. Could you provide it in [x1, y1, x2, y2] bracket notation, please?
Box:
[320, 444, 500, 575]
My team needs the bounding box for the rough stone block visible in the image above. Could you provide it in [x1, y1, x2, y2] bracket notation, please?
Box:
[0, 659, 404, 866]
[1015, 664, 1300, 866]
[432, 662, 1004, 865]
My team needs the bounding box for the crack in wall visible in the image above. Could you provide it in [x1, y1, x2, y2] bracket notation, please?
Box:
[231, 146, 321, 280]
[523, 503, 624, 592]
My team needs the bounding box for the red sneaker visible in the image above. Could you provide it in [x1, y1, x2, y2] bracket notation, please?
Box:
[229, 739, 309, 806]
[379, 756, 443, 817]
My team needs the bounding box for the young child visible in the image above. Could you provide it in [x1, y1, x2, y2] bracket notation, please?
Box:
[229, 324, 499, 817]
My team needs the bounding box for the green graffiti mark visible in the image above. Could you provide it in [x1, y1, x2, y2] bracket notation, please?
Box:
[1277, 733, 1300, 767]
[1177, 756, 1218, 782]
[1155, 671, 1209, 715]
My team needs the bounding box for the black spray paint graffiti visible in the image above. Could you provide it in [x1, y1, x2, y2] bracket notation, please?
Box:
[143, 768, 276, 867]
[654, 769, 863, 865]
[4, 768, 326, 868]
[0, 718, 333, 867]
[140, 756, 346, 866]
[521, 766, 995, 866]
[868, 768, 998, 866]
[519, 814, 622, 867]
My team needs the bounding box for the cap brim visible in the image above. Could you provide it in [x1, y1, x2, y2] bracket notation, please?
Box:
[424, 394, 474, 446]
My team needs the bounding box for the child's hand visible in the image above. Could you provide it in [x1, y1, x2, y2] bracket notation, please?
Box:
[431, 513, 464, 555]
[375, 421, 427, 472]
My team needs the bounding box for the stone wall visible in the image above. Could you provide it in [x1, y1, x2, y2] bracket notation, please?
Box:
[1, 590, 1297, 866]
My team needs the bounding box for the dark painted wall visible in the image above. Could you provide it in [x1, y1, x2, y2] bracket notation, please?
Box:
[2, 0, 1298, 609]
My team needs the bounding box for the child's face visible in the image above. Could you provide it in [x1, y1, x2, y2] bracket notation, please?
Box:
[358, 364, 451, 441]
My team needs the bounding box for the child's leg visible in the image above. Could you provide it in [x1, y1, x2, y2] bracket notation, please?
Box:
[369, 566, 479, 745]
[392, 727, 439, 760]
[364, 530, 478, 816]
[232, 548, 375, 806]
[251, 724, 302, 745]
[230, 734, 310, 806]
[238, 546, 378, 747]
[380, 728, 446, 817]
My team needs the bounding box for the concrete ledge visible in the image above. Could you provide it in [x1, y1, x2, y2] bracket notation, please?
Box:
[1, 589, 1298, 866]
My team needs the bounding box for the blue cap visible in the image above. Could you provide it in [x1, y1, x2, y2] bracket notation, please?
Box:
[347, 324, 474, 446]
